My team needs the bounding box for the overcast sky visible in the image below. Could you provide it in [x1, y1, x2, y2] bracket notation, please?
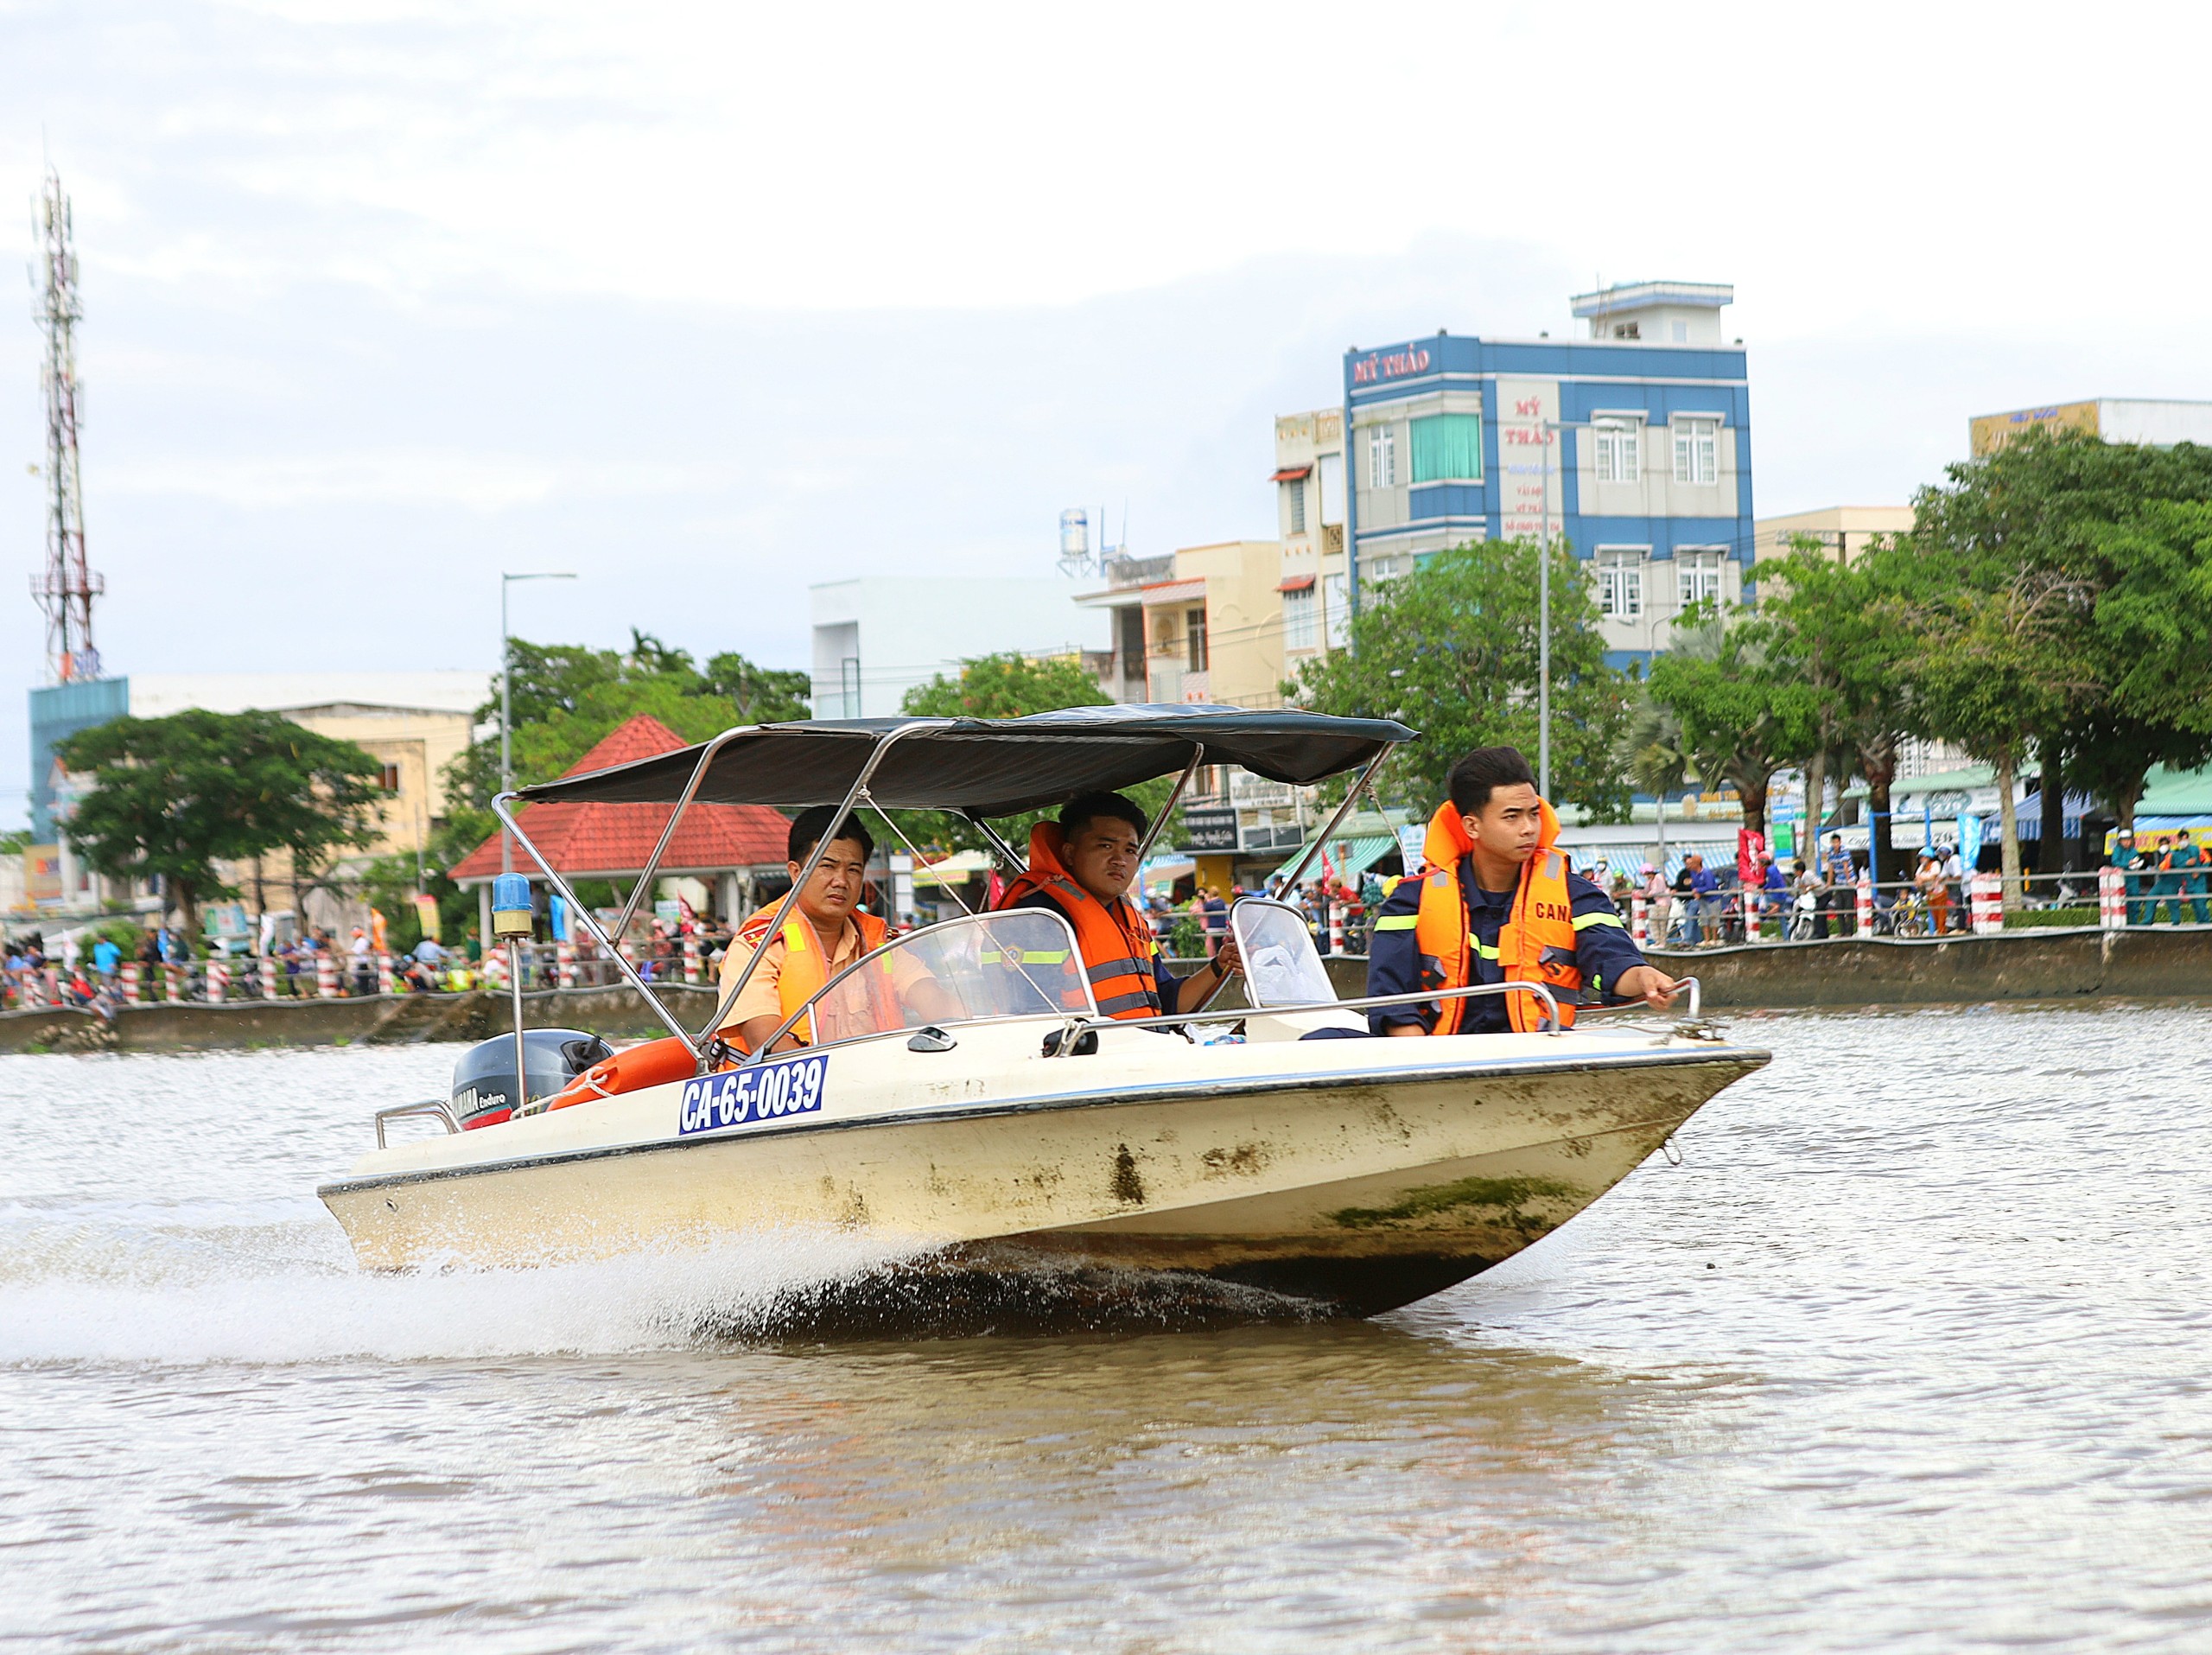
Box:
[1, 1, 2208, 825]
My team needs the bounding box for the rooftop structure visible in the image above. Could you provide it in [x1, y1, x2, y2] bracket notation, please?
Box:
[1344, 281, 1751, 667]
[1754, 505, 1916, 564]
[1968, 398, 2212, 456]
[809, 576, 1107, 718]
[1569, 281, 1736, 347]
[449, 713, 791, 933]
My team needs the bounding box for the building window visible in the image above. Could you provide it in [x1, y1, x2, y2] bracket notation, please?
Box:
[1282, 584, 1318, 650]
[1185, 607, 1208, 672]
[378, 762, 402, 792]
[1285, 477, 1306, 534]
[1409, 414, 1483, 483]
[1324, 573, 1349, 647]
[1596, 548, 1646, 619]
[1673, 417, 1719, 485]
[1367, 424, 1396, 488]
[1592, 420, 1640, 484]
[1676, 550, 1726, 609]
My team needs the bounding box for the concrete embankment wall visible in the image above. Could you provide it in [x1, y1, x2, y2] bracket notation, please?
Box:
[2, 928, 2204, 1053]
[0, 984, 719, 1054]
[1644, 926, 2212, 1009]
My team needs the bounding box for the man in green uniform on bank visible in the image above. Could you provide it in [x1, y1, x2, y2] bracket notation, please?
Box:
[2167, 833, 2209, 926]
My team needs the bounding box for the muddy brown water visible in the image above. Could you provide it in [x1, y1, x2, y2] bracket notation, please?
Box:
[3, 1003, 2209, 1652]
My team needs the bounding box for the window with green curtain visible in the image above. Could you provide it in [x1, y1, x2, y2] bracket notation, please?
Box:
[1410, 413, 1483, 482]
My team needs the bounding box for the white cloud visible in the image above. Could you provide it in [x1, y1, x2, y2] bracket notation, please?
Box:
[100, 451, 724, 511]
[0, 0, 2209, 831]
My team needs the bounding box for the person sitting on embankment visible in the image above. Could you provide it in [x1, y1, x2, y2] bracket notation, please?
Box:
[1365, 746, 1675, 1035]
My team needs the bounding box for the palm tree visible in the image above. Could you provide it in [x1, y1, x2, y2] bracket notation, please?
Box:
[1618, 690, 1693, 871]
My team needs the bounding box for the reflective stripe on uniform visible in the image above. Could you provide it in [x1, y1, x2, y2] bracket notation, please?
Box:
[1373, 913, 1419, 931]
[1572, 911, 1624, 930]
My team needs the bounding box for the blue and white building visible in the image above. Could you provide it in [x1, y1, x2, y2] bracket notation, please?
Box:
[1342, 280, 1752, 666]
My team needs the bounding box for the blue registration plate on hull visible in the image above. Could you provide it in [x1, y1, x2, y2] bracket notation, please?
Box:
[678, 1053, 828, 1136]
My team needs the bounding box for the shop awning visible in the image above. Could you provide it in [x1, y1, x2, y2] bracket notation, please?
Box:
[912, 850, 995, 887]
[1278, 574, 1315, 592]
[2138, 763, 2212, 815]
[1141, 858, 1195, 892]
[1141, 579, 1207, 605]
[1269, 834, 1396, 886]
[1270, 465, 1313, 482]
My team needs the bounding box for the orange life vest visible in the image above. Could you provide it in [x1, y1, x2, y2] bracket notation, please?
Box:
[995, 823, 1162, 1020]
[722, 902, 893, 1050]
[1410, 798, 1580, 1034]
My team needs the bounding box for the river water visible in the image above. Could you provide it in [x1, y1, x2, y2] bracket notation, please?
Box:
[3, 1003, 2209, 1652]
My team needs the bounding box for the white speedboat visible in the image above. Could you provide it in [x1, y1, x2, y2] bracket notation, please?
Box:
[320, 708, 1768, 1320]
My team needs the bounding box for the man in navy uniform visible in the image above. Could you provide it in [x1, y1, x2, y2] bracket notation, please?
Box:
[1366, 746, 1675, 1035]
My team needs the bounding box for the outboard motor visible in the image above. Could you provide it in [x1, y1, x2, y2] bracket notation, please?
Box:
[452, 1028, 612, 1130]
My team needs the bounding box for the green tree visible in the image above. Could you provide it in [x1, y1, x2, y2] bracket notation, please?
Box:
[1746, 539, 1923, 882]
[1910, 428, 2212, 843]
[1646, 609, 1821, 841]
[1617, 686, 1691, 865]
[56, 710, 385, 939]
[1888, 559, 2096, 901]
[704, 652, 813, 722]
[902, 652, 1110, 720]
[1287, 538, 1631, 819]
[2050, 498, 2212, 829]
[894, 653, 1185, 858]
[442, 630, 811, 875]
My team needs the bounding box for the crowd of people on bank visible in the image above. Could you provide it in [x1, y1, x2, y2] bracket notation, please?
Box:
[3, 816, 2205, 1017]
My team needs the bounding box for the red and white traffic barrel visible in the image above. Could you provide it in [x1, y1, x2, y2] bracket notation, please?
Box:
[1971, 872, 2004, 936]
[1630, 892, 1649, 947]
[556, 943, 576, 989]
[316, 953, 339, 999]
[1854, 874, 1874, 936]
[122, 962, 142, 1004]
[378, 952, 397, 996]
[207, 959, 228, 1003]
[683, 936, 701, 984]
[2100, 866, 2126, 929]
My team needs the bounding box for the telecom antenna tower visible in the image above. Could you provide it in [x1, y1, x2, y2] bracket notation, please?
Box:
[30, 168, 103, 684]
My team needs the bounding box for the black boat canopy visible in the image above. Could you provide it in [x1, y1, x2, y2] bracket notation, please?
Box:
[512, 703, 1417, 818]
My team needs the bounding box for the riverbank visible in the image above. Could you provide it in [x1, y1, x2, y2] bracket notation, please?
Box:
[1, 925, 2204, 1052]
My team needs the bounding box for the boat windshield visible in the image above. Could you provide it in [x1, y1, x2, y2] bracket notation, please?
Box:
[780, 908, 1095, 1051]
[1231, 899, 1341, 1009]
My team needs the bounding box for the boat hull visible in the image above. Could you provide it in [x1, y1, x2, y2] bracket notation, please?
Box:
[321, 1023, 1764, 1321]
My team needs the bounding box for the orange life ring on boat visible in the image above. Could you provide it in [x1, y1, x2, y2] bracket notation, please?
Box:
[544, 1034, 702, 1111]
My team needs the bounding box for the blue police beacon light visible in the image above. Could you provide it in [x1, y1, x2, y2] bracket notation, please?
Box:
[492, 872, 535, 939]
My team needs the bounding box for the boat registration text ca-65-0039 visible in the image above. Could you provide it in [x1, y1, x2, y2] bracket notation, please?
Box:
[677, 1053, 829, 1136]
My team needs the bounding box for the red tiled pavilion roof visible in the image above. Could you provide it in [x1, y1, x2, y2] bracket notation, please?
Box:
[449, 714, 790, 884]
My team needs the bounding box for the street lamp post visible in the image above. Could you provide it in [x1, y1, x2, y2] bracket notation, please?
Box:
[1539, 426, 1553, 799]
[500, 572, 577, 873]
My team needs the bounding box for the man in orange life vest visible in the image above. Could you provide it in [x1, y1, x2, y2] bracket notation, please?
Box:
[1367, 746, 1676, 1034]
[717, 806, 958, 1054]
[995, 792, 1241, 1018]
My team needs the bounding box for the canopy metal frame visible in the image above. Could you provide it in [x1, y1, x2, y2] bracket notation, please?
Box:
[490, 710, 1414, 1075]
